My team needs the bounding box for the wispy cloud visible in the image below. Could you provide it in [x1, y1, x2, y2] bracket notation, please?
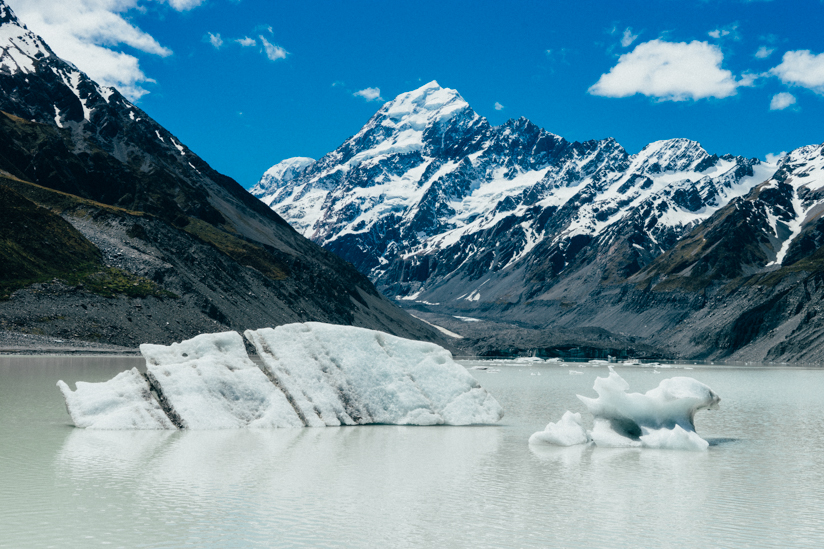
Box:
[770, 50, 824, 94]
[353, 87, 383, 102]
[589, 39, 743, 101]
[164, 0, 206, 10]
[765, 151, 788, 164]
[236, 36, 256, 47]
[259, 35, 288, 61]
[621, 27, 638, 48]
[708, 23, 741, 41]
[6, 0, 185, 100]
[207, 32, 223, 49]
[755, 45, 774, 59]
[494, 102, 505, 111]
[770, 92, 797, 110]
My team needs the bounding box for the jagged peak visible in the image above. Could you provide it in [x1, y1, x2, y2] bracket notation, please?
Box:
[782, 142, 824, 165]
[0, 0, 20, 26]
[376, 80, 471, 130]
[0, 1, 52, 75]
[500, 116, 538, 131]
[639, 138, 706, 156]
[250, 157, 315, 196]
[632, 138, 711, 173]
[262, 156, 315, 179]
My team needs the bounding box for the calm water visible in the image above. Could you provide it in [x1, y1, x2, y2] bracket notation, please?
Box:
[1, 356, 823, 548]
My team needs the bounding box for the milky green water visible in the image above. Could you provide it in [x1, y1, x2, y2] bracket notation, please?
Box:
[1, 356, 823, 548]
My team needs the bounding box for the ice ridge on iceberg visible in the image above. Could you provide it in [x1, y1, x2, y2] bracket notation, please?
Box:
[57, 323, 504, 430]
[529, 367, 719, 451]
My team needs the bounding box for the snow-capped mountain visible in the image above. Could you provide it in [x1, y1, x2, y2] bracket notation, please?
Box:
[643, 142, 824, 287]
[254, 81, 777, 306]
[0, 0, 445, 349]
[251, 156, 315, 201]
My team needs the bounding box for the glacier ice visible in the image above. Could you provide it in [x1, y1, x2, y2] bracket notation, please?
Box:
[245, 322, 503, 426]
[528, 411, 588, 447]
[57, 368, 174, 430]
[140, 331, 303, 430]
[57, 323, 503, 430]
[529, 367, 719, 451]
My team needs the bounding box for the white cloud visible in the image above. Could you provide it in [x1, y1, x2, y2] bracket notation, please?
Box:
[621, 27, 638, 48]
[588, 39, 741, 101]
[708, 23, 740, 41]
[770, 50, 824, 94]
[164, 0, 206, 10]
[755, 45, 774, 59]
[494, 102, 505, 111]
[6, 0, 178, 100]
[207, 32, 223, 49]
[236, 36, 256, 47]
[765, 151, 787, 164]
[258, 35, 288, 61]
[353, 87, 382, 102]
[770, 92, 797, 111]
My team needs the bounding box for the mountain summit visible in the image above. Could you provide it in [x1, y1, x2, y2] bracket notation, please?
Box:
[254, 81, 774, 303]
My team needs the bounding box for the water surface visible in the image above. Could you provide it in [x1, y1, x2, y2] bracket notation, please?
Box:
[1, 356, 823, 548]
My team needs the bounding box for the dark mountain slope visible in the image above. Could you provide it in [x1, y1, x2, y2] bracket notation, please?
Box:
[0, 3, 449, 350]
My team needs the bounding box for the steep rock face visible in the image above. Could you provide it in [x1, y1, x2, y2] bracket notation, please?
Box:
[256, 81, 775, 312]
[0, 2, 447, 349]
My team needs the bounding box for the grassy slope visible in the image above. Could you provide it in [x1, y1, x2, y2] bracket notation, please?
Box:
[0, 171, 293, 300]
[0, 178, 172, 300]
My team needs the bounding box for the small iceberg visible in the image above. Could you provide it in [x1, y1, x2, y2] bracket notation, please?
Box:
[528, 411, 588, 447]
[529, 367, 719, 451]
[58, 323, 504, 430]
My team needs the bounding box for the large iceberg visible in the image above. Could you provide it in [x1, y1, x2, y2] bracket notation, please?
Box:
[140, 331, 303, 429]
[529, 367, 719, 451]
[58, 323, 504, 430]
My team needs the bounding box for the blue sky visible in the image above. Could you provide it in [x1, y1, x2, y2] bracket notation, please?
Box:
[9, 0, 824, 187]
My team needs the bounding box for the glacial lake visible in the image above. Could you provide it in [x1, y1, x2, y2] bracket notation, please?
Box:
[1, 356, 823, 548]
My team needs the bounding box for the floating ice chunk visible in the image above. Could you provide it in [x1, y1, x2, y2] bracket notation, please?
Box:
[530, 367, 719, 451]
[140, 331, 303, 430]
[529, 411, 588, 446]
[640, 424, 709, 451]
[577, 367, 719, 436]
[589, 418, 640, 448]
[57, 368, 173, 430]
[58, 324, 503, 430]
[244, 323, 503, 426]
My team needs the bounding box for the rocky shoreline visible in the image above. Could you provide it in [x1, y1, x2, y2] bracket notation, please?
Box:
[0, 329, 138, 355]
